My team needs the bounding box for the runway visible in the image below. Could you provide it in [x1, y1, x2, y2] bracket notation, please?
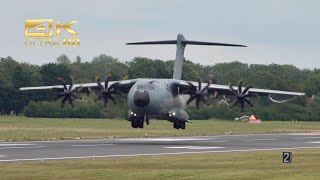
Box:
[1, 133, 320, 162]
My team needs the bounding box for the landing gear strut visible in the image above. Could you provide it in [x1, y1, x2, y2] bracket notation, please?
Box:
[173, 121, 186, 130]
[145, 115, 150, 125]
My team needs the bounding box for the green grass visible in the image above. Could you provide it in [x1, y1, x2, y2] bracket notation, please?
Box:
[0, 116, 319, 141]
[0, 149, 319, 179]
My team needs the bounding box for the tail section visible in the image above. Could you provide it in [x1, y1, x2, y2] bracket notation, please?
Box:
[126, 34, 246, 80]
[173, 34, 186, 80]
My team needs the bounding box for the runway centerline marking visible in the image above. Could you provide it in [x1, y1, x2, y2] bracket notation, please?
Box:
[307, 141, 320, 144]
[164, 146, 224, 150]
[71, 144, 114, 147]
[201, 140, 227, 143]
[119, 138, 210, 142]
[292, 137, 320, 140]
[243, 139, 276, 142]
[1, 146, 320, 162]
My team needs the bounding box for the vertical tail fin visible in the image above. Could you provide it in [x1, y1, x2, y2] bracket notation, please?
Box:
[126, 34, 246, 80]
[173, 34, 186, 80]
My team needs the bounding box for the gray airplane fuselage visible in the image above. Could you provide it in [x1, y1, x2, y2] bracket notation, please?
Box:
[127, 79, 189, 121]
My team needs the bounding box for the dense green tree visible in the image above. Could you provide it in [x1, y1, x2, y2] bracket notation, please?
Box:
[40, 63, 71, 85]
[56, 54, 71, 64]
[305, 73, 320, 96]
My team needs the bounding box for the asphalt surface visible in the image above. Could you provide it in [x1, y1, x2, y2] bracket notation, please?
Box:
[0, 133, 320, 162]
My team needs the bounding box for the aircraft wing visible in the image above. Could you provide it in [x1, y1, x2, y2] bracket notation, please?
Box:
[19, 79, 141, 93]
[178, 81, 305, 97]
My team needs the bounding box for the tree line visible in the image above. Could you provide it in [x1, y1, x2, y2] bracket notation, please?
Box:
[0, 54, 319, 120]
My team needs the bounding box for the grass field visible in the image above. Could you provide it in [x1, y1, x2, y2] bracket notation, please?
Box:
[0, 148, 319, 179]
[0, 116, 319, 141]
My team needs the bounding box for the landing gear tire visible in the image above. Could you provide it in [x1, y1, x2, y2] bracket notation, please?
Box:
[131, 120, 137, 128]
[180, 122, 186, 129]
[138, 120, 144, 128]
[173, 121, 186, 130]
[173, 121, 180, 129]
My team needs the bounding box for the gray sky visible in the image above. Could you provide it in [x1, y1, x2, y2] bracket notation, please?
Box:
[0, 0, 319, 69]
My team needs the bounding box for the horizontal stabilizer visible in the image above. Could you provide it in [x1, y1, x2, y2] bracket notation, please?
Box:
[126, 40, 177, 45]
[182, 40, 246, 47]
[126, 40, 246, 47]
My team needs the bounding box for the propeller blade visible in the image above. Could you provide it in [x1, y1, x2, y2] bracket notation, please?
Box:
[108, 94, 117, 104]
[198, 79, 202, 91]
[201, 97, 209, 105]
[187, 82, 198, 92]
[229, 83, 237, 93]
[240, 102, 244, 113]
[96, 77, 104, 90]
[107, 82, 119, 91]
[62, 81, 67, 91]
[238, 80, 243, 94]
[105, 77, 111, 89]
[242, 85, 253, 95]
[53, 94, 64, 101]
[68, 96, 75, 108]
[71, 93, 78, 99]
[201, 81, 210, 93]
[195, 99, 200, 110]
[229, 85, 238, 96]
[61, 96, 68, 108]
[187, 95, 197, 104]
[109, 91, 121, 95]
[68, 78, 73, 91]
[244, 98, 254, 107]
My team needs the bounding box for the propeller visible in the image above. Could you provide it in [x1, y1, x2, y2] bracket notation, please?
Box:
[185, 78, 211, 110]
[96, 76, 120, 107]
[53, 77, 77, 108]
[229, 80, 253, 113]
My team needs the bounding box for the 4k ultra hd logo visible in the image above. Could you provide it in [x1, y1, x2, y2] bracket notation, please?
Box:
[25, 19, 80, 47]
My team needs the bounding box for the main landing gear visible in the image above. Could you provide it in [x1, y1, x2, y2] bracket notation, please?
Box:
[131, 119, 144, 128]
[130, 115, 149, 129]
[173, 121, 186, 130]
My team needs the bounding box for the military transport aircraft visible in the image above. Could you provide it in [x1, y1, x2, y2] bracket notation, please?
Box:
[20, 34, 305, 129]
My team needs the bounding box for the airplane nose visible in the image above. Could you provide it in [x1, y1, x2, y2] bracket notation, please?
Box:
[134, 90, 150, 107]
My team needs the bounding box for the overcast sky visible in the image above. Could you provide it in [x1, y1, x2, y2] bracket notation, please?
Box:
[0, 0, 319, 69]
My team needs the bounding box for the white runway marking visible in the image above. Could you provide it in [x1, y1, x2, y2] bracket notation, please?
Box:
[165, 146, 224, 150]
[0, 143, 36, 146]
[120, 138, 209, 142]
[201, 140, 228, 143]
[0, 146, 46, 150]
[292, 137, 320, 140]
[307, 141, 320, 144]
[243, 139, 276, 142]
[1, 146, 320, 162]
[71, 144, 114, 147]
[290, 133, 320, 136]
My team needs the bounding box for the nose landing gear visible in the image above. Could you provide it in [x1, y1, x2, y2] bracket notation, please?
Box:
[173, 121, 186, 130]
[129, 114, 149, 129]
